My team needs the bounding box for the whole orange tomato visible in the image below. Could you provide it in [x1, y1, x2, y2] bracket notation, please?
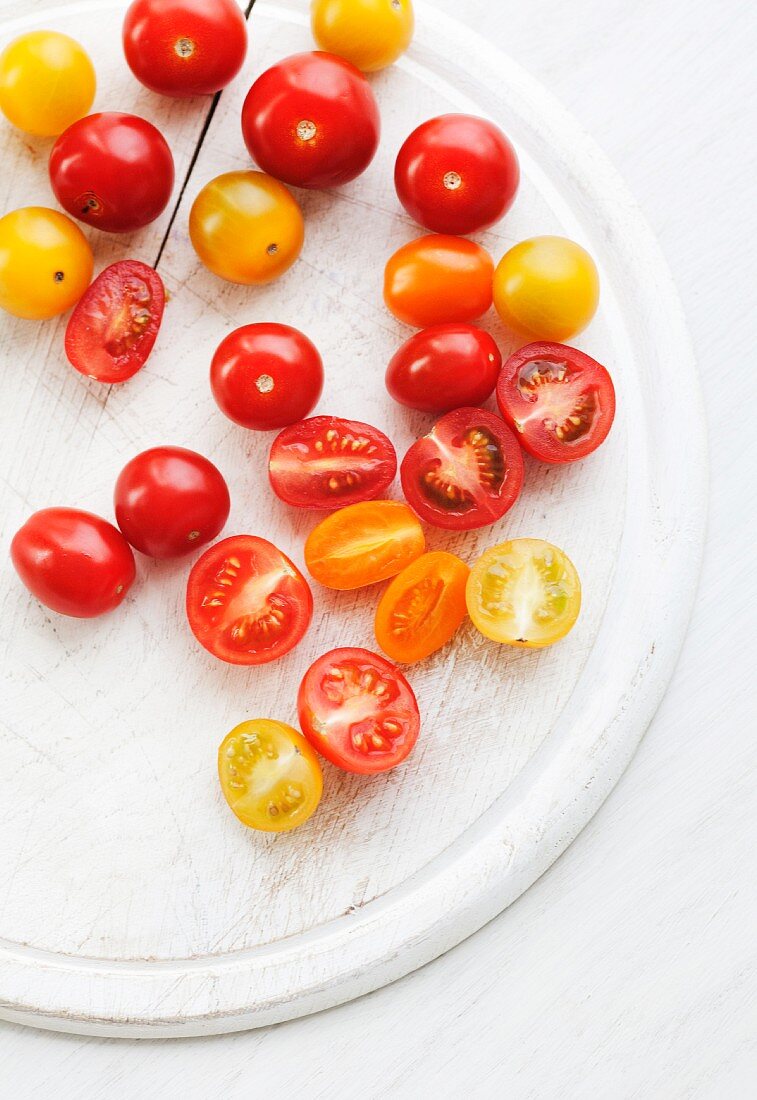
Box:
[384, 233, 493, 327]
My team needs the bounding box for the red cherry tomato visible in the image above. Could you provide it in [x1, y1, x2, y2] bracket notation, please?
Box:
[122, 0, 247, 97]
[400, 406, 523, 530]
[394, 114, 519, 235]
[297, 646, 420, 774]
[64, 260, 164, 383]
[210, 323, 323, 431]
[186, 535, 312, 665]
[241, 51, 380, 188]
[386, 323, 501, 413]
[496, 341, 616, 463]
[269, 416, 397, 509]
[11, 507, 136, 618]
[114, 446, 230, 559]
[49, 112, 174, 233]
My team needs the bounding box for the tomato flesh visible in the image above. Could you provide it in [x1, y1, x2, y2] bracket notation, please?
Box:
[304, 500, 424, 589]
[298, 647, 420, 773]
[375, 550, 469, 664]
[386, 323, 501, 413]
[400, 407, 524, 530]
[186, 535, 312, 665]
[269, 416, 397, 509]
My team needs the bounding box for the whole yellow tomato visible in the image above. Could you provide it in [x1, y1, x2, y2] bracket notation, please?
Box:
[311, 0, 414, 72]
[0, 207, 93, 319]
[189, 170, 304, 285]
[0, 31, 95, 137]
[492, 235, 599, 341]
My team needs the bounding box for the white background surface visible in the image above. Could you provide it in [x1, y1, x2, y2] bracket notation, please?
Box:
[0, 0, 754, 1094]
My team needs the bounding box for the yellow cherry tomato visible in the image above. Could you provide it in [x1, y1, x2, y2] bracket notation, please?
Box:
[0, 31, 95, 137]
[492, 235, 599, 341]
[311, 0, 414, 72]
[218, 719, 323, 832]
[189, 170, 304, 285]
[0, 207, 93, 320]
[466, 538, 581, 647]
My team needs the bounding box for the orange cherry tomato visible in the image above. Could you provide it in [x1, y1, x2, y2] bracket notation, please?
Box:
[374, 550, 469, 663]
[304, 500, 424, 590]
[384, 233, 493, 327]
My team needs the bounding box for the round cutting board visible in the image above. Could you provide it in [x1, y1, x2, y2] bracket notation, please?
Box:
[0, 0, 706, 1036]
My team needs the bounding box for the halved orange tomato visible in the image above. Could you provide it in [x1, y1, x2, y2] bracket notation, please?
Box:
[304, 500, 424, 590]
[374, 550, 469, 663]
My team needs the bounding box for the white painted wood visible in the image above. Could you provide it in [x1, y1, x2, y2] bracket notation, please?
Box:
[0, 0, 708, 1044]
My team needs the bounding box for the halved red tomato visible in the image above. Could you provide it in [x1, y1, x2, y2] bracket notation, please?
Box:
[496, 341, 615, 463]
[186, 535, 312, 665]
[64, 260, 165, 383]
[268, 416, 397, 509]
[297, 646, 420, 774]
[400, 407, 523, 530]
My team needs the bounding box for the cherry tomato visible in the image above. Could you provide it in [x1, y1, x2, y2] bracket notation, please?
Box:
[496, 342, 615, 464]
[384, 234, 493, 327]
[394, 114, 519, 235]
[11, 508, 136, 618]
[0, 31, 95, 137]
[400, 407, 523, 531]
[123, 0, 247, 97]
[386, 322, 501, 413]
[186, 535, 312, 665]
[210, 323, 322, 430]
[189, 171, 304, 284]
[241, 51, 380, 188]
[304, 500, 424, 590]
[219, 719, 322, 832]
[466, 538, 581, 647]
[0, 206, 93, 320]
[64, 260, 164, 383]
[269, 417, 397, 509]
[492, 236, 599, 341]
[49, 112, 175, 234]
[114, 446, 230, 559]
[298, 647, 420, 773]
[374, 550, 469, 664]
[311, 0, 414, 72]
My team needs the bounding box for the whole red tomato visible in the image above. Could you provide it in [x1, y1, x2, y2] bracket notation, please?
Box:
[386, 323, 501, 412]
[210, 323, 323, 430]
[123, 0, 247, 97]
[11, 507, 136, 618]
[395, 114, 519, 235]
[49, 112, 175, 233]
[241, 51, 380, 188]
[114, 446, 231, 558]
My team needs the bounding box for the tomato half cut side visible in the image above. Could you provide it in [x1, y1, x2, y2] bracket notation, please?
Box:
[297, 647, 420, 774]
[269, 416, 397, 509]
[496, 341, 616, 463]
[64, 260, 165, 383]
[304, 500, 425, 590]
[400, 407, 524, 530]
[375, 550, 469, 664]
[186, 535, 312, 665]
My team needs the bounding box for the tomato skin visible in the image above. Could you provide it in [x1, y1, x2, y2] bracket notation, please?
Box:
[384, 234, 493, 327]
[114, 446, 230, 559]
[298, 647, 420, 774]
[374, 551, 469, 664]
[269, 416, 397, 509]
[11, 508, 136, 618]
[123, 0, 247, 97]
[492, 236, 599, 341]
[496, 341, 616, 464]
[400, 406, 524, 531]
[395, 114, 519, 236]
[241, 51, 380, 188]
[305, 500, 424, 590]
[49, 112, 175, 234]
[186, 535, 312, 665]
[0, 207, 93, 320]
[386, 323, 501, 413]
[190, 171, 304, 284]
[0, 31, 95, 137]
[311, 0, 414, 72]
[210, 323, 322, 430]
